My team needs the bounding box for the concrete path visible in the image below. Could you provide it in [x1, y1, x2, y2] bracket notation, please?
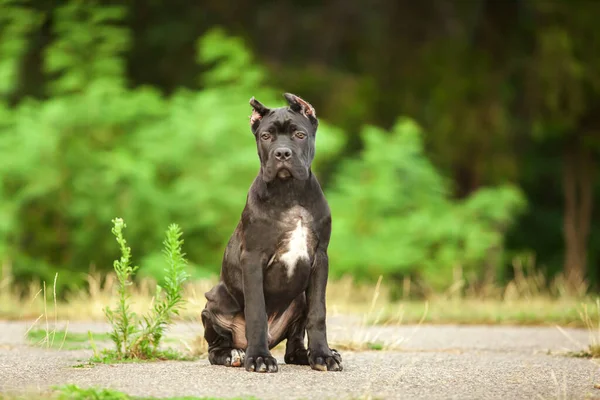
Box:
[0, 319, 599, 399]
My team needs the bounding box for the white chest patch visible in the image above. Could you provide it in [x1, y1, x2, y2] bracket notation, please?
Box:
[279, 220, 310, 278]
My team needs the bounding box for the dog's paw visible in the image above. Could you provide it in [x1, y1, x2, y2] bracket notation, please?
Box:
[208, 347, 246, 366]
[244, 351, 278, 373]
[225, 349, 245, 367]
[308, 348, 343, 372]
[284, 347, 309, 365]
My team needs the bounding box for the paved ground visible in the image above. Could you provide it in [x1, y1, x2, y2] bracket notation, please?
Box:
[1, 319, 599, 399]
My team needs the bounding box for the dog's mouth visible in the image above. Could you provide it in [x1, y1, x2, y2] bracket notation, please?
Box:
[263, 161, 309, 183]
[276, 167, 292, 180]
[273, 160, 294, 180]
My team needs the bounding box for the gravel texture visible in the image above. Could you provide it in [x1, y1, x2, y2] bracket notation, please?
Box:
[0, 320, 599, 399]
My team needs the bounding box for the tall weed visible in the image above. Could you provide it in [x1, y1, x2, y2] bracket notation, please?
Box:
[100, 218, 189, 361]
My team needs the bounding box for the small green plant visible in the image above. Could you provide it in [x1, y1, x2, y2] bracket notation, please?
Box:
[88, 331, 100, 359]
[99, 218, 190, 361]
[72, 362, 95, 369]
[103, 218, 140, 358]
[132, 223, 190, 357]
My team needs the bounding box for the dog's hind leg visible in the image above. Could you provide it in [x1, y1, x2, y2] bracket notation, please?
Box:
[202, 283, 246, 367]
[202, 308, 246, 367]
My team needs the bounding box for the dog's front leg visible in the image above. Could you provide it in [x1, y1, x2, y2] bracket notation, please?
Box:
[306, 250, 343, 371]
[241, 250, 278, 373]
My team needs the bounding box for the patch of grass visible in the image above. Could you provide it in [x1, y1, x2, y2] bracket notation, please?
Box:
[330, 276, 420, 351]
[560, 298, 600, 358]
[579, 298, 600, 357]
[54, 385, 129, 400]
[27, 329, 110, 350]
[333, 341, 386, 352]
[567, 350, 593, 358]
[0, 385, 253, 400]
[375, 298, 593, 327]
[359, 260, 595, 328]
[366, 342, 384, 351]
[51, 385, 257, 400]
[71, 362, 95, 369]
[89, 348, 196, 364]
[18, 272, 62, 350]
[333, 257, 594, 327]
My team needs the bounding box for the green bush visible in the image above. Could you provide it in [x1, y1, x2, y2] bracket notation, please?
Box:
[0, 5, 344, 288]
[0, 0, 525, 293]
[327, 118, 526, 290]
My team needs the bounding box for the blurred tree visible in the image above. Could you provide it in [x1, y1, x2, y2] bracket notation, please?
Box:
[0, 0, 42, 100]
[519, 1, 600, 289]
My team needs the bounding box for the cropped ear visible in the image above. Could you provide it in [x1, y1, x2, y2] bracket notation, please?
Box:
[249, 97, 270, 132]
[284, 93, 318, 127]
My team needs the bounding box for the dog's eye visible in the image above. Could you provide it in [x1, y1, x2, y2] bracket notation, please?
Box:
[295, 132, 306, 139]
[261, 133, 271, 141]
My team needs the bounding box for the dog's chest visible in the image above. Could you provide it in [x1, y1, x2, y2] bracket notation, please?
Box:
[268, 206, 314, 277]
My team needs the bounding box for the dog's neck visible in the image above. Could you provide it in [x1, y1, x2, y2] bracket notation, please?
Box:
[254, 169, 315, 206]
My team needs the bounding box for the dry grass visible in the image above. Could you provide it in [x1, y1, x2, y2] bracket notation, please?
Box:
[328, 276, 427, 351]
[374, 259, 593, 328]
[14, 271, 73, 351]
[0, 259, 595, 329]
[0, 264, 212, 321]
[579, 299, 600, 356]
[557, 298, 600, 358]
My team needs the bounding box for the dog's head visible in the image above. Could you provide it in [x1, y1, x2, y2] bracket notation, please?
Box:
[249, 93, 318, 183]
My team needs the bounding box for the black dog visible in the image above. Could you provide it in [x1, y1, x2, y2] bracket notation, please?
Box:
[201, 93, 342, 373]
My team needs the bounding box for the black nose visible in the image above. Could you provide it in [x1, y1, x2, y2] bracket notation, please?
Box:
[274, 147, 292, 161]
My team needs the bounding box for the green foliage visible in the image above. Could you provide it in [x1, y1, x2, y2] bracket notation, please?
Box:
[0, 18, 344, 286]
[102, 219, 189, 361]
[0, 0, 532, 294]
[327, 118, 526, 289]
[0, 0, 41, 259]
[198, 28, 264, 88]
[45, 1, 129, 95]
[0, 0, 42, 97]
